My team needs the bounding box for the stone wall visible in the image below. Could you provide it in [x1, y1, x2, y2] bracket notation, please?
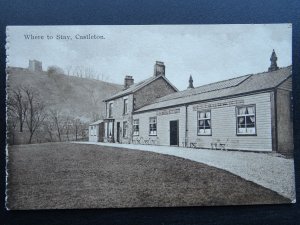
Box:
[133, 77, 177, 110]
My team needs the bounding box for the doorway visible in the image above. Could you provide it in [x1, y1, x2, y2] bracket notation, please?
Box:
[116, 122, 120, 143]
[170, 120, 179, 146]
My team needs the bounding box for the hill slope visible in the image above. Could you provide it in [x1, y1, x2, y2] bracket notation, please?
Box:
[7, 67, 123, 122]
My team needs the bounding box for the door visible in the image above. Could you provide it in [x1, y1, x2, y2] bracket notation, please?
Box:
[99, 122, 104, 142]
[116, 122, 120, 143]
[170, 120, 179, 146]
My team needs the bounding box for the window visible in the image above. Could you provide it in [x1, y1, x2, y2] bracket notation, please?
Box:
[236, 105, 256, 135]
[133, 119, 139, 136]
[108, 102, 113, 118]
[123, 99, 128, 114]
[197, 110, 211, 135]
[91, 126, 94, 136]
[123, 121, 128, 138]
[108, 122, 113, 137]
[149, 117, 157, 136]
[93, 126, 97, 136]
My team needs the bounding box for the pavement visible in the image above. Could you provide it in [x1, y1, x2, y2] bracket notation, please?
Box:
[75, 141, 296, 201]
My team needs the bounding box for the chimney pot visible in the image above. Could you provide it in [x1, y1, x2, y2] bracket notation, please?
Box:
[124, 75, 134, 89]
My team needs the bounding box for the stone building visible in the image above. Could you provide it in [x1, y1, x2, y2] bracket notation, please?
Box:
[28, 59, 43, 72]
[89, 51, 293, 157]
[101, 61, 178, 144]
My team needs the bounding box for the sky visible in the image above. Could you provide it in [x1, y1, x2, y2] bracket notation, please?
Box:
[7, 24, 292, 90]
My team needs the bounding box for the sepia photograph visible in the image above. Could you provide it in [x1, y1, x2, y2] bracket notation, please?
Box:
[5, 24, 295, 210]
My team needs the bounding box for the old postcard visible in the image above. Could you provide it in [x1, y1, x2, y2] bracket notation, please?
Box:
[5, 24, 295, 209]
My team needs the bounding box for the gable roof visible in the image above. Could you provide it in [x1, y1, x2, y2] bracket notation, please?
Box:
[104, 75, 178, 101]
[135, 66, 292, 113]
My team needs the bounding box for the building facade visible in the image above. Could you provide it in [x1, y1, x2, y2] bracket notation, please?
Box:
[89, 52, 293, 157]
[101, 61, 178, 144]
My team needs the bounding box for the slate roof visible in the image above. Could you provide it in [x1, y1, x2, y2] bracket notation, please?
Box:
[135, 66, 292, 113]
[104, 75, 178, 101]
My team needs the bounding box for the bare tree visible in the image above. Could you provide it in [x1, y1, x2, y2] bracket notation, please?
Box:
[91, 112, 101, 122]
[72, 118, 82, 141]
[87, 88, 101, 106]
[7, 87, 28, 132]
[73, 65, 84, 78]
[80, 123, 88, 140]
[49, 109, 64, 142]
[63, 116, 72, 141]
[43, 119, 55, 142]
[65, 65, 73, 84]
[7, 111, 18, 145]
[24, 87, 46, 144]
[65, 65, 73, 76]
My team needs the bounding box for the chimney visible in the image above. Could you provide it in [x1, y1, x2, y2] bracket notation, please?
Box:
[187, 75, 194, 89]
[124, 75, 134, 89]
[268, 49, 279, 72]
[154, 61, 165, 77]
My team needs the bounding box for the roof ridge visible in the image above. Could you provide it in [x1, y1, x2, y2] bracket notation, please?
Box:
[193, 65, 291, 89]
[195, 73, 250, 88]
[153, 66, 291, 104]
[104, 75, 177, 101]
[136, 66, 292, 113]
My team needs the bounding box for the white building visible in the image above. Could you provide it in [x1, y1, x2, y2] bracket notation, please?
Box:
[89, 51, 293, 157]
[88, 120, 104, 142]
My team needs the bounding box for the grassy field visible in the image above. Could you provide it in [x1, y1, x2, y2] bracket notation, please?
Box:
[6, 143, 289, 209]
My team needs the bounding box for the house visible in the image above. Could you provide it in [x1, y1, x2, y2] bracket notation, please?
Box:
[102, 61, 178, 144]
[89, 51, 293, 157]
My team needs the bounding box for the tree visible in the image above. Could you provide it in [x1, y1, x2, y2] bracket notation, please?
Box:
[65, 65, 73, 76]
[43, 119, 55, 142]
[7, 111, 18, 145]
[49, 109, 64, 142]
[23, 87, 46, 144]
[7, 87, 28, 132]
[62, 116, 72, 141]
[72, 118, 81, 141]
[47, 66, 64, 76]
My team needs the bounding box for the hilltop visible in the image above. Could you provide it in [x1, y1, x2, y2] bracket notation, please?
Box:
[7, 67, 123, 122]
